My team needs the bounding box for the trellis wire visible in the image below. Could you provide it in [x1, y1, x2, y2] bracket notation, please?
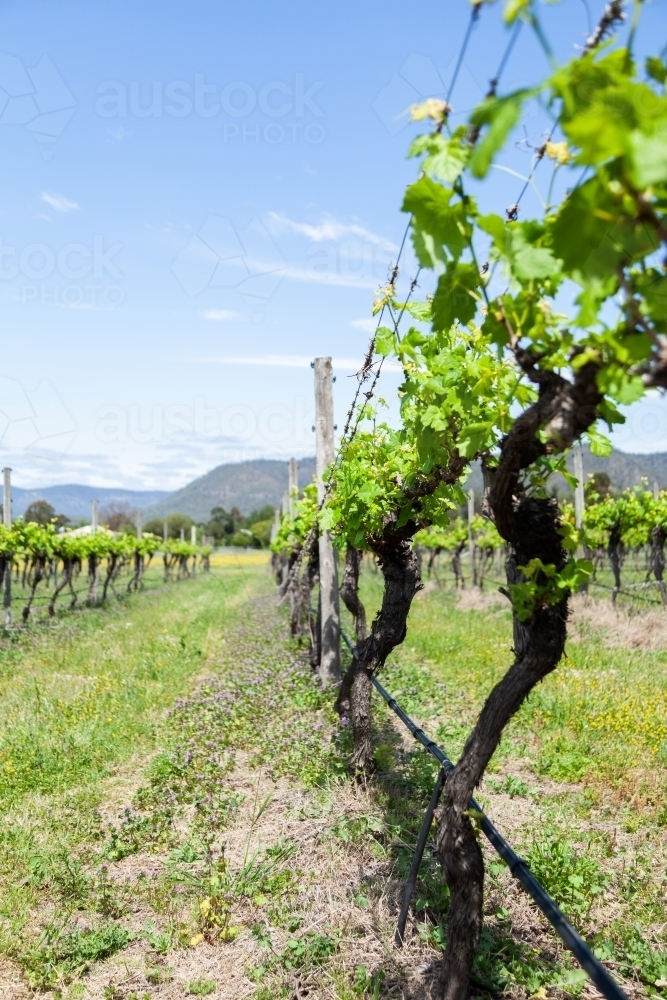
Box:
[283, 1, 499, 590]
[339, 628, 628, 1000]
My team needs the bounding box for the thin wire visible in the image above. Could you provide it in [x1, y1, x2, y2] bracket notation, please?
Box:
[284, 2, 491, 591]
[494, 19, 523, 87]
[447, 2, 483, 103]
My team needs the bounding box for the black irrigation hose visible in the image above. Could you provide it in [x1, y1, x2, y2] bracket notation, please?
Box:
[339, 629, 629, 1000]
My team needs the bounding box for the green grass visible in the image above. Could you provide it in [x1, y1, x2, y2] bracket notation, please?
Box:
[0, 562, 264, 966]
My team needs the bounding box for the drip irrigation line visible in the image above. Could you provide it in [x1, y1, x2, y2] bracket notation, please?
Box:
[339, 628, 629, 1000]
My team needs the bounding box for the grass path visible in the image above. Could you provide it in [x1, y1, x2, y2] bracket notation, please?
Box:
[0, 558, 267, 994]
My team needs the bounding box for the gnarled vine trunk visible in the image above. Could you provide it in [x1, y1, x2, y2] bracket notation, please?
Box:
[337, 522, 422, 776]
[49, 557, 78, 615]
[434, 356, 602, 1000]
[651, 525, 666, 605]
[340, 545, 367, 643]
[607, 523, 623, 602]
[451, 542, 465, 589]
[435, 499, 567, 997]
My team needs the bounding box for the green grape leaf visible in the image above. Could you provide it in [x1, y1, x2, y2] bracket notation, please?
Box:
[646, 55, 667, 85]
[432, 261, 481, 331]
[403, 176, 470, 261]
[375, 326, 396, 357]
[408, 129, 470, 183]
[629, 124, 667, 188]
[587, 426, 612, 457]
[469, 89, 534, 178]
[457, 421, 493, 459]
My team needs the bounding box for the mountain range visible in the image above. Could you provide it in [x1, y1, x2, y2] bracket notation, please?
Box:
[10, 485, 169, 521]
[10, 447, 667, 524]
[142, 457, 317, 522]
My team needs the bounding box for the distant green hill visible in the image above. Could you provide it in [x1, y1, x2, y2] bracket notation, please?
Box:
[463, 446, 667, 500]
[143, 457, 317, 523]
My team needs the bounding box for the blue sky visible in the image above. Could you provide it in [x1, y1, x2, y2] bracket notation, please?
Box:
[0, 0, 666, 490]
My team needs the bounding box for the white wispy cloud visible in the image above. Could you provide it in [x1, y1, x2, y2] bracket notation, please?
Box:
[41, 192, 80, 213]
[350, 318, 377, 333]
[199, 309, 241, 322]
[106, 126, 132, 142]
[268, 212, 398, 252]
[280, 264, 377, 290]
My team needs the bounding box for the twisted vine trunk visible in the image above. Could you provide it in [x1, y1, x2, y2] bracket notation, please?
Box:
[339, 546, 367, 643]
[651, 525, 667, 605]
[337, 523, 422, 776]
[87, 554, 99, 604]
[607, 523, 623, 603]
[23, 556, 48, 622]
[451, 542, 465, 589]
[49, 558, 75, 615]
[435, 356, 601, 1000]
[102, 552, 120, 601]
[426, 546, 439, 579]
[435, 500, 567, 997]
[127, 551, 144, 593]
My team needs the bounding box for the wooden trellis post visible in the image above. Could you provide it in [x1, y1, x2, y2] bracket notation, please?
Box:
[3, 468, 10, 628]
[314, 357, 341, 686]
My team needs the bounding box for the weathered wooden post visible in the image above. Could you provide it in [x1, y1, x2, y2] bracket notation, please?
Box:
[288, 458, 298, 518]
[136, 510, 143, 539]
[314, 357, 341, 685]
[3, 468, 11, 628]
[574, 447, 585, 530]
[91, 498, 99, 534]
[468, 489, 476, 587]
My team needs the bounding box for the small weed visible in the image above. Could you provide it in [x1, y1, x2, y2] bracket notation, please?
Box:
[251, 922, 274, 948]
[330, 813, 385, 846]
[373, 743, 394, 771]
[525, 833, 609, 927]
[145, 960, 173, 985]
[353, 964, 386, 997]
[502, 774, 529, 797]
[617, 926, 667, 991]
[472, 923, 579, 993]
[18, 921, 132, 989]
[92, 865, 127, 918]
[187, 981, 217, 996]
[279, 931, 340, 970]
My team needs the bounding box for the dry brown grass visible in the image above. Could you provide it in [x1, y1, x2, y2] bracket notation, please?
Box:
[569, 593, 667, 650]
